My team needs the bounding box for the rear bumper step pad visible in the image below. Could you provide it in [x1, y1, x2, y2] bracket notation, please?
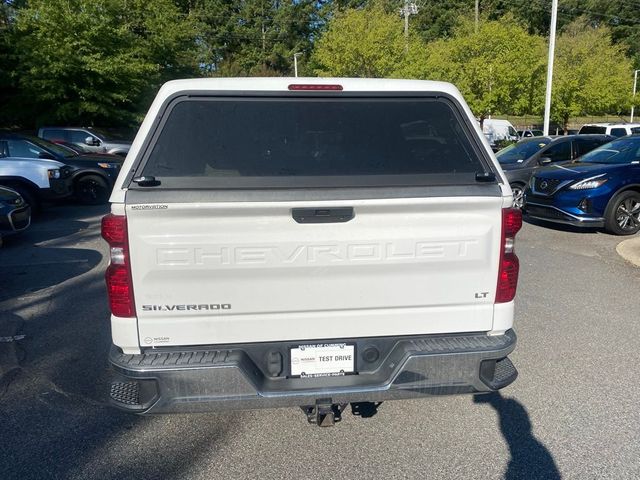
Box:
[109, 330, 517, 413]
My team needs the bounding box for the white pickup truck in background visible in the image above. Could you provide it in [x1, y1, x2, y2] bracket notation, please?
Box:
[103, 78, 521, 426]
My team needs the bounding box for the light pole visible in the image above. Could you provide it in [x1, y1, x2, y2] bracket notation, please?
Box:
[631, 69, 639, 123]
[543, 0, 559, 136]
[399, 1, 418, 50]
[293, 52, 302, 78]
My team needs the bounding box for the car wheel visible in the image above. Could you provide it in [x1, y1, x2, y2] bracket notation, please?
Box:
[605, 191, 640, 235]
[510, 183, 525, 209]
[75, 175, 110, 205]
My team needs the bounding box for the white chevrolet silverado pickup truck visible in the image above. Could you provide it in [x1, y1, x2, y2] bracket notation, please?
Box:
[103, 78, 521, 426]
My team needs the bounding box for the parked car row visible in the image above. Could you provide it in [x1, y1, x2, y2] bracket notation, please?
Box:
[484, 120, 640, 152]
[497, 134, 613, 208]
[523, 135, 640, 235]
[496, 132, 640, 235]
[0, 131, 124, 210]
[0, 128, 128, 245]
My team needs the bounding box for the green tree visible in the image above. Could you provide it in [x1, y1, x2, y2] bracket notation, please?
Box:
[406, 16, 546, 123]
[0, 1, 20, 126]
[6, 0, 199, 128]
[552, 19, 633, 130]
[411, 0, 474, 42]
[559, 0, 640, 68]
[482, 0, 552, 35]
[195, 0, 320, 76]
[311, 5, 415, 77]
[481, 0, 640, 68]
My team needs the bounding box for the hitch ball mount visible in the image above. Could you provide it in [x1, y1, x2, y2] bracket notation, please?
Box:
[301, 400, 382, 426]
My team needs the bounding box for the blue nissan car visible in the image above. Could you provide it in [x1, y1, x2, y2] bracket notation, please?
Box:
[523, 135, 640, 235]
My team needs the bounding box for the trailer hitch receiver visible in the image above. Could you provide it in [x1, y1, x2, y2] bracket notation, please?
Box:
[301, 400, 348, 427]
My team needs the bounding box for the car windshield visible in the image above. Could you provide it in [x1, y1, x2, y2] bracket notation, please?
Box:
[496, 139, 551, 164]
[577, 138, 640, 164]
[26, 135, 78, 158]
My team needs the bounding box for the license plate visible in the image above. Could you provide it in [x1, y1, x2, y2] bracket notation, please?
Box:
[290, 343, 355, 378]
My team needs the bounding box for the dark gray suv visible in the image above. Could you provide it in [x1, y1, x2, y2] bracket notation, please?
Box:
[497, 134, 612, 208]
[38, 127, 131, 156]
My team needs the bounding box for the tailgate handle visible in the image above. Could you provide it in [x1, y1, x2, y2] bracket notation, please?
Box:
[292, 207, 354, 224]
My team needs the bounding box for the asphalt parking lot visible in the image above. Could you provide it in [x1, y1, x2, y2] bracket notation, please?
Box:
[1, 204, 639, 480]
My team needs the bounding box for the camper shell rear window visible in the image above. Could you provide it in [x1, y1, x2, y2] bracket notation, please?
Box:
[135, 95, 492, 189]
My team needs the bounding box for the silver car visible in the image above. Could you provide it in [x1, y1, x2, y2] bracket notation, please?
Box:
[38, 127, 131, 156]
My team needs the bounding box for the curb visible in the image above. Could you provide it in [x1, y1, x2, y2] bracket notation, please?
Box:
[616, 236, 640, 268]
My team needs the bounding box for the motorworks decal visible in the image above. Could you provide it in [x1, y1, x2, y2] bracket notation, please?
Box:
[142, 304, 231, 312]
[130, 204, 168, 210]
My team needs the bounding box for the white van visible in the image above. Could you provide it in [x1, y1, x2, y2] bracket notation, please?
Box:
[482, 119, 518, 149]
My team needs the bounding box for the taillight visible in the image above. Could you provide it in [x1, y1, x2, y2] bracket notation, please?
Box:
[496, 208, 522, 303]
[101, 214, 135, 317]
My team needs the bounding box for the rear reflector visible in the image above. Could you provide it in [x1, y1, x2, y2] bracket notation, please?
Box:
[106, 265, 135, 317]
[101, 214, 135, 317]
[288, 84, 343, 91]
[496, 208, 522, 303]
[102, 214, 126, 244]
[496, 255, 520, 303]
[503, 208, 523, 238]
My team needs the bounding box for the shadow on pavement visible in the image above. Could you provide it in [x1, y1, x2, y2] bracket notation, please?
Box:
[0, 204, 106, 301]
[0, 312, 26, 397]
[0, 204, 233, 479]
[474, 392, 561, 480]
[0, 246, 102, 302]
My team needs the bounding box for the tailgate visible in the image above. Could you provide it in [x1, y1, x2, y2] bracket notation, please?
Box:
[121, 90, 505, 347]
[129, 196, 502, 346]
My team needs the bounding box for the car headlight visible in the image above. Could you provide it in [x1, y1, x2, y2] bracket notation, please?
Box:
[98, 162, 120, 169]
[569, 174, 608, 190]
[48, 169, 61, 179]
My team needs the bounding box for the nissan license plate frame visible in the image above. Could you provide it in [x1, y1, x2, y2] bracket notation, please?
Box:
[289, 343, 356, 378]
